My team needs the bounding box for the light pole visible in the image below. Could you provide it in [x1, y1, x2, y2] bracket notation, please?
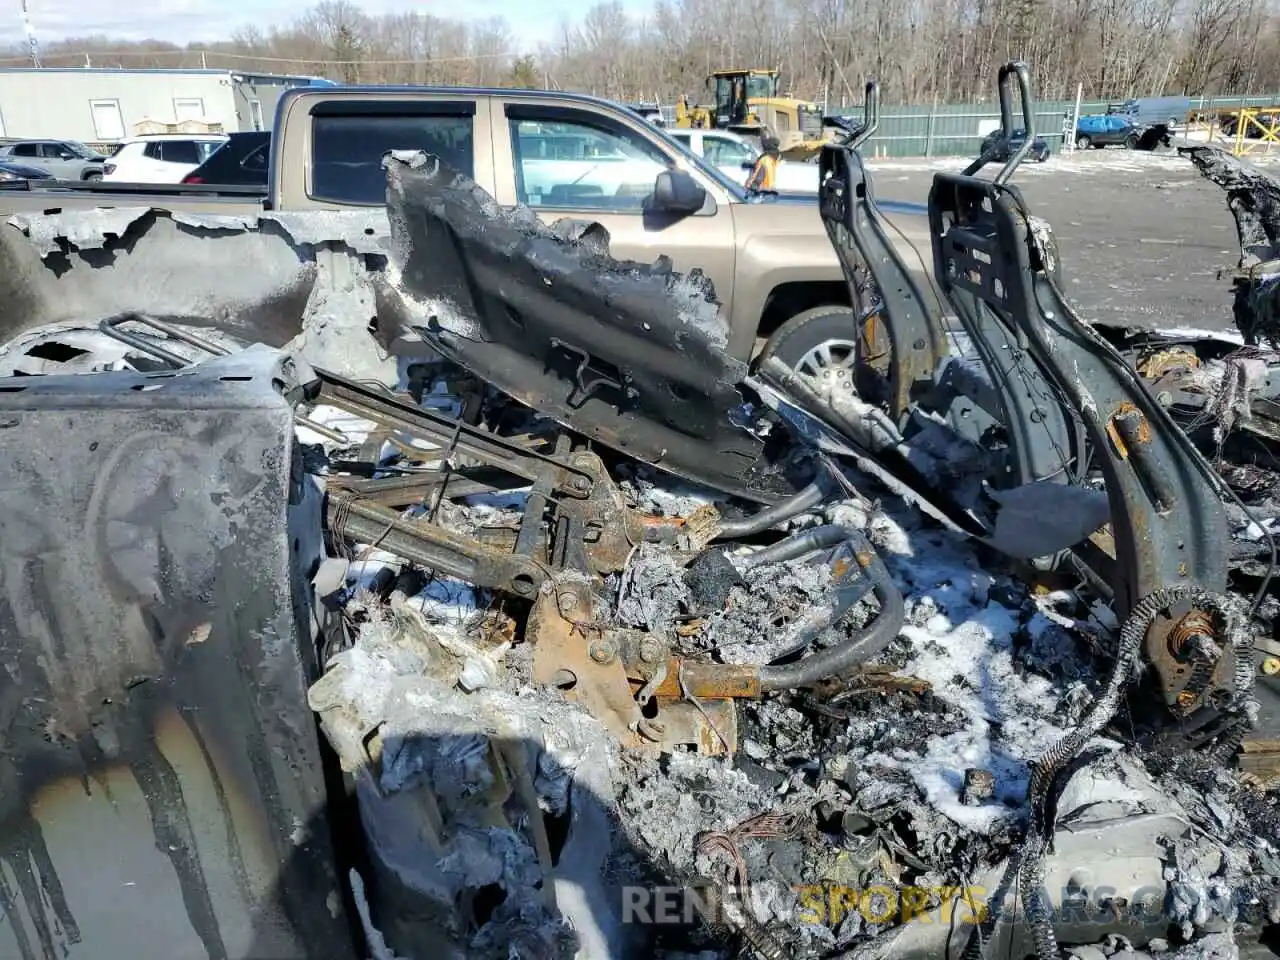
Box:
[20, 0, 40, 68]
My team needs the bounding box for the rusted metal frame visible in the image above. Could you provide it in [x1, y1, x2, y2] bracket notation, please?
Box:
[325, 494, 548, 599]
[530, 576, 741, 756]
[812, 87, 948, 425]
[312, 369, 595, 498]
[528, 524, 904, 755]
[335, 471, 497, 507]
[929, 172, 1231, 711]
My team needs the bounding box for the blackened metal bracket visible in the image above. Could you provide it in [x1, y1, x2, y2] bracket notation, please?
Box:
[812, 82, 948, 423]
[928, 63, 1229, 632]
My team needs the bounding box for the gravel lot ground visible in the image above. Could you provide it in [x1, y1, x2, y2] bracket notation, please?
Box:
[867, 146, 1280, 333]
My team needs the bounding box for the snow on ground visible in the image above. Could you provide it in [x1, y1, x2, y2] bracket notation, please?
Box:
[858, 507, 1084, 833]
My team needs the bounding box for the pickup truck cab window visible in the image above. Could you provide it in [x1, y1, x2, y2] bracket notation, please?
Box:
[309, 101, 475, 206]
[9, 143, 37, 157]
[508, 112, 668, 211]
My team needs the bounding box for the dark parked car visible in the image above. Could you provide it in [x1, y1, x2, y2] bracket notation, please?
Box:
[0, 158, 53, 182]
[1074, 114, 1140, 149]
[180, 131, 270, 185]
[980, 128, 1051, 162]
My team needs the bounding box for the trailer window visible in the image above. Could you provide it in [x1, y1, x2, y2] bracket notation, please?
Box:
[311, 112, 473, 205]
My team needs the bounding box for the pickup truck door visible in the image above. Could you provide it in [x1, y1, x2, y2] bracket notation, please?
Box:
[490, 98, 737, 327]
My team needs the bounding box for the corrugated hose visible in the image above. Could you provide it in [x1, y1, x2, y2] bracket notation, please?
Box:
[736, 525, 906, 692]
[1017, 584, 1239, 960]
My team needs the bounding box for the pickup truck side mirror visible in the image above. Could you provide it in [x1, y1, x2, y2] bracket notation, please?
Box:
[649, 169, 706, 215]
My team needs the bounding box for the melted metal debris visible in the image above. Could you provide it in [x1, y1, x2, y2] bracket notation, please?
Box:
[307, 406, 1280, 958]
[9, 326, 1279, 959]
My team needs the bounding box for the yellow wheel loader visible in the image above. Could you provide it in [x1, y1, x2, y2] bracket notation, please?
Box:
[675, 68, 828, 161]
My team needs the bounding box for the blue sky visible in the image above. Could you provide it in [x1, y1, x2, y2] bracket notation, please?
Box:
[0, 1, 641, 50]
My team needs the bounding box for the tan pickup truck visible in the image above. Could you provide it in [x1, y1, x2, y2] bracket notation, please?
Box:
[0, 85, 930, 366]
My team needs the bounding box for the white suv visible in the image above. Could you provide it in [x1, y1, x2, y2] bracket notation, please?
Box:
[102, 135, 228, 184]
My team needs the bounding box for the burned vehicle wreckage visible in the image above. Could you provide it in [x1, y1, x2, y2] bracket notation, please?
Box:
[5, 62, 1280, 960]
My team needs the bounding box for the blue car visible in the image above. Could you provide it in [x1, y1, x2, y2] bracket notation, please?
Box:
[0, 158, 53, 181]
[1075, 114, 1139, 149]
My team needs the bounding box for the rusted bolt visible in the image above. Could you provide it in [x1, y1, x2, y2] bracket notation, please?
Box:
[589, 637, 618, 664]
[1262, 657, 1280, 676]
[1177, 689, 1198, 708]
[573, 475, 591, 491]
[557, 591, 582, 617]
[639, 636, 663, 664]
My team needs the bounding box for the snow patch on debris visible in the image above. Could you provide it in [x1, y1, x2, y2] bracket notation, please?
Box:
[864, 510, 1075, 833]
[296, 404, 378, 446]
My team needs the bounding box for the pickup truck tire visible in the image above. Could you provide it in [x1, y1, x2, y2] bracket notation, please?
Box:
[83, 171, 102, 181]
[760, 305, 860, 382]
[1075, 134, 1091, 149]
[1125, 133, 1140, 150]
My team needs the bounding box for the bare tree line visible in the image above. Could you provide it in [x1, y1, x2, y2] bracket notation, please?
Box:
[3, 0, 1279, 104]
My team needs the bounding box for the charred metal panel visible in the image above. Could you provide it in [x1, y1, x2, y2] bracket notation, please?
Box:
[377, 152, 803, 503]
[0, 209, 397, 384]
[1181, 146, 1280, 346]
[0, 347, 355, 960]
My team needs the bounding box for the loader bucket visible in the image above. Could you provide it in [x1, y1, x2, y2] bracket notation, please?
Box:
[0, 346, 355, 960]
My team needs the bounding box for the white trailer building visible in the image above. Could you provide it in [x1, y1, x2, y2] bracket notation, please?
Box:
[0, 68, 330, 145]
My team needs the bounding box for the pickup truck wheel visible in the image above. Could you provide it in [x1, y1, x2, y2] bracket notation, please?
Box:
[1075, 134, 1091, 149]
[759, 305, 863, 393]
[1125, 133, 1140, 150]
[84, 172, 102, 181]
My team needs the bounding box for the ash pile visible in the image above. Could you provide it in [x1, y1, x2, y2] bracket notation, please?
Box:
[289, 376, 1280, 960]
